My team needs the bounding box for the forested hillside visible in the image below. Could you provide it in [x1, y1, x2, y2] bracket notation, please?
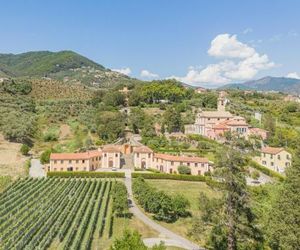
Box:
[0, 51, 142, 87]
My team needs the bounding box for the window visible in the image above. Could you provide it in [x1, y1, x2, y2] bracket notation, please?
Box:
[60, 168, 63, 171]
[84, 167, 86, 171]
[271, 162, 274, 166]
[54, 168, 57, 171]
[187, 162, 190, 166]
[148, 153, 151, 158]
[262, 161, 266, 165]
[263, 153, 266, 157]
[137, 153, 139, 158]
[195, 163, 198, 167]
[171, 161, 174, 166]
[76, 160, 79, 164]
[208, 118, 211, 121]
[82, 160, 85, 163]
[54, 160, 57, 164]
[277, 155, 281, 160]
[61, 160, 64, 164]
[115, 153, 118, 157]
[76, 167, 78, 170]
[201, 163, 204, 167]
[270, 155, 273, 159]
[286, 154, 290, 160]
[104, 153, 107, 157]
[69, 160, 72, 164]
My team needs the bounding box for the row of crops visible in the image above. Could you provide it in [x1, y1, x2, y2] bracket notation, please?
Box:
[0, 177, 117, 250]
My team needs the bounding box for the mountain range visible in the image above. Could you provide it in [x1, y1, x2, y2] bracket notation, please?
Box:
[221, 76, 300, 94]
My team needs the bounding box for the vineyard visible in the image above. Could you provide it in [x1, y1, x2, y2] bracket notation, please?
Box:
[0, 177, 119, 250]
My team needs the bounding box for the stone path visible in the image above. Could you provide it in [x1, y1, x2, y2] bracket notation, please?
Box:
[124, 170, 204, 250]
[29, 159, 46, 178]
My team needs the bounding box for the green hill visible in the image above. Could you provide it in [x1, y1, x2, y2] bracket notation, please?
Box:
[0, 51, 141, 87]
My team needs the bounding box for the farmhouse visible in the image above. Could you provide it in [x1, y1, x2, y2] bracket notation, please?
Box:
[254, 147, 292, 174]
[49, 150, 101, 172]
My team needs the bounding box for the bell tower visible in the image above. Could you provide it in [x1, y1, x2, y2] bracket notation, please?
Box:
[217, 96, 226, 111]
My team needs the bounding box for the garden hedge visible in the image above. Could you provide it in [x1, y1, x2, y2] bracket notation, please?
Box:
[47, 171, 125, 178]
[249, 160, 285, 181]
[131, 172, 224, 189]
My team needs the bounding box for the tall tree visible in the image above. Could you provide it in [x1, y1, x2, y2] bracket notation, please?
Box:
[208, 148, 262, 250]
[267, 147, 300, 250]
[163, 106, 182, 133]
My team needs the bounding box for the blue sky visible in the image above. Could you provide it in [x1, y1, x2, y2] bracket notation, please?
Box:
[1, 0, 300, 86]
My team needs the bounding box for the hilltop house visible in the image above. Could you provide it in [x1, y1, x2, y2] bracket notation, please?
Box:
[254, 147, 292, 174]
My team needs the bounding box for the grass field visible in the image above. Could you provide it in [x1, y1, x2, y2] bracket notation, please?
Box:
[146, 179, 221, 245]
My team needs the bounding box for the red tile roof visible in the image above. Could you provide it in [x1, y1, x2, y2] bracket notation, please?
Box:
[102, 145, 122, 153]
[133, 146, 153, 153]
[50, 150, 101, 160]
[261, 147, 284, 155]
[154, 153, 208, 163]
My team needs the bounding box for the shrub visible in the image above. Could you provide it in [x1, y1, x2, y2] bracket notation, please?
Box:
[177, 165, 191, 175]
[47, 171, 125, 178]
[20, 144, 30, 155]
[249, 160, 285, 181]
[43, 132, 58, 142]
[132, 177, 189, 222]
[40, 149, 53, 164]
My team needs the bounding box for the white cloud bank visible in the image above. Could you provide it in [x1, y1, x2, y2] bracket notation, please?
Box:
[140, 69, 159, 79]
[286, 72, 300, 79]
[170, 34, 275, 86]
[112, 67, 131, 76]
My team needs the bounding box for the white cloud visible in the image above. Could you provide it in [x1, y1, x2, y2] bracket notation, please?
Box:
[140, 69, 159, 79]
[286, 72, 300, 79]
[170, 33, 275, 86]
[208, 34, 256, 59]
[112, 67, 131, 76]
[242, 28, 253, 34]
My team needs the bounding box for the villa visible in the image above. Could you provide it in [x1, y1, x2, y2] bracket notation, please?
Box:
[185, 92, 268, 141]
[49, 141, 211, 176]
[254, 146, 292, 173]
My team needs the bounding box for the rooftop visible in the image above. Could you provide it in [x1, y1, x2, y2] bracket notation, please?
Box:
[50, 150, 101, 160]
[133, 146, 153, 153]
[261, 147, 285, 155]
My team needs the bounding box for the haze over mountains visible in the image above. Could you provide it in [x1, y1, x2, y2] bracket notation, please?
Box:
[1, 50, 300, 94]
[221, 76, 300, 94]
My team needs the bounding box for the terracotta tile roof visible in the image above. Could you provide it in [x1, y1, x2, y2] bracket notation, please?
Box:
[261, 147, 284, 155]
[102, 145, 122, 153]
[201, 111, 233, 118]
[154, 153, 209, 163]
[133, 146, 153, 153]
[50, 150, 101, 160]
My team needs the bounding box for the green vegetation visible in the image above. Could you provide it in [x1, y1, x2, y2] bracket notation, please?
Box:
[0, 176, 12, 193]
[0, 178, 123, 249]
[20, 144, 30, 155]
[111, 230, 166, 250]
[177, 165, 191, 175]
[111, 182, 129, 217]
[47, 171, 125, 178]
[133, 177, 190, 222]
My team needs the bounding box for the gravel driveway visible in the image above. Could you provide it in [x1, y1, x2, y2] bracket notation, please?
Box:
[29, 159, 46, 178]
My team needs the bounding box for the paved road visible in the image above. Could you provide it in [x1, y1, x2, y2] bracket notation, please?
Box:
[124, 170, 204, 250]
[29, 159, 46, 178]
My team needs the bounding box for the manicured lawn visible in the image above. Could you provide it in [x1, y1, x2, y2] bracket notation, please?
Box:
[146, 179, 221, 245]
